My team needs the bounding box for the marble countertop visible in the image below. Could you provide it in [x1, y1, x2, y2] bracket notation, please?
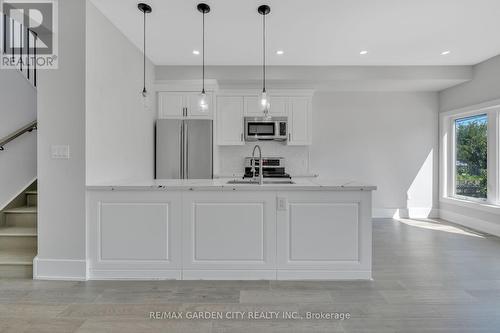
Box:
[87, 177, 377, 191]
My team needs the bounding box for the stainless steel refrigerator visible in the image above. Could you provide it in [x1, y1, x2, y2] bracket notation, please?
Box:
[155, 119, 213, 179]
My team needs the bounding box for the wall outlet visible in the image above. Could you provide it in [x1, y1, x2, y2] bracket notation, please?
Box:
[277, 197, 288, 211]
[51, 145, 70, 159]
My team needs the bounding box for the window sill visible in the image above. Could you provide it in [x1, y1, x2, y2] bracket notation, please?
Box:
[441, 197, 500, 215]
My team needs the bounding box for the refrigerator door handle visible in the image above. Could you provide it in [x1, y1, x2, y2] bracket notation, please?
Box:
[184, 121, 189, 179]
[180, 122, 184, 179]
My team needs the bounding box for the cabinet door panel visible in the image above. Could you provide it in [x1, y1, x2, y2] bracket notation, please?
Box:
[187, 92, 213, 118]
[277, 192, 363, 270]
[87, 191, 183, 275]
[288, 97, 311, 145]
[216, 96, 244, 145]
[244, 96, 262, 117]
[269, 96, 288, 117]
[158, 92, 184, 118]
[182, 192, 276, 269]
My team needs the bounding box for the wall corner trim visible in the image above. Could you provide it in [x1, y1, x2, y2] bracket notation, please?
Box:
[33, 257, 88, 281]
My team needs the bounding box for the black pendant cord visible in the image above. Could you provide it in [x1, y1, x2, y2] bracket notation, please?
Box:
[142, 10, 147, 95]
[202, 11, 205, 94]
[262, 13, 266, 93]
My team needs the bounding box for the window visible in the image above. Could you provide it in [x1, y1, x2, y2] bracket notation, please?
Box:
[454, 114, 488, 200]
[441, 107, 499, 208]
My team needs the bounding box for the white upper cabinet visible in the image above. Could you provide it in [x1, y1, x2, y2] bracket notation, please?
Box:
[158, 92, 213, 119]
[216, 96, 245, 146]
[216, 92, 312, 146]
[243, 96, 261, 117]
[244, 95, 288, 117]
[186, 92, 213, 117]
[269, 96, 288, 117]
[288, 96, 312, 145]
[158, 92, 184, 118]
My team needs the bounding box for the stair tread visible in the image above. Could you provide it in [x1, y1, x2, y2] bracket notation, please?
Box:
[25, 191, 37, 195]
[0, 226, 37, 236]
[0, 249, 35, 265]
[3, 206, 37, 214]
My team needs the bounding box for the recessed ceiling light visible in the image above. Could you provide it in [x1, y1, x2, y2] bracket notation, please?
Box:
[441, 50, 451, 56]
[192, 50, 200, 55]
[360, 50, 368, 55]
[276, 50, 284, 55]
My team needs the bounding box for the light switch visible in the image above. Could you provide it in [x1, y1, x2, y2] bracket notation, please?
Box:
[277, 197, 288, 211]
[51, 145, 70, 159]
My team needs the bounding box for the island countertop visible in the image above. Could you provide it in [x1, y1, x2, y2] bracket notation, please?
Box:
[86, 177, 377, 191]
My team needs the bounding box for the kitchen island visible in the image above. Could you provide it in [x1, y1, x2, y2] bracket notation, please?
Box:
[86, 178, 376, 280]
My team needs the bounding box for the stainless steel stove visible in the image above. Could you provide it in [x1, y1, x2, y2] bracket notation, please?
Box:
[243, 157, 291, 179]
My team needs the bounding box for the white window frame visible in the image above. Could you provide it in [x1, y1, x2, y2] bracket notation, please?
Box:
[440, 102, 500, 210]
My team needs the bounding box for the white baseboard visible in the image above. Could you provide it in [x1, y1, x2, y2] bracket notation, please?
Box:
[277, 270, 372, 280]
[89, 269, 181, 280]
[374, 207, 439, 219]
[182, 270, 277, 280]
[33, 257, 87, 281]
[439, 209, 500, 237]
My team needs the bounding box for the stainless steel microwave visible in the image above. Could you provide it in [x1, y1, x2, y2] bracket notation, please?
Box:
[244, 117, 288, 142]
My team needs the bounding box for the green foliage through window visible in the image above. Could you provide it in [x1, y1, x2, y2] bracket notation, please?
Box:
[455, 114, 488, 199]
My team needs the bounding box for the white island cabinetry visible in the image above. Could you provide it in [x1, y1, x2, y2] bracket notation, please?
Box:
[86, 179, 375, 280]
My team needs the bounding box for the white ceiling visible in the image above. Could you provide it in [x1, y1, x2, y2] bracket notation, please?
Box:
[91, 0, 500, 66]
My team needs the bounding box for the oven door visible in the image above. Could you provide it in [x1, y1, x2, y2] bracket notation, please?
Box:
[245, 121, 276, 141]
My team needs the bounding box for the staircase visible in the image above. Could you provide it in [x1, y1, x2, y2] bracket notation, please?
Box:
[0, 182, 37, 278]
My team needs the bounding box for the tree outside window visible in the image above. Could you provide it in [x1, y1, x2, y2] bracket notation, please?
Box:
[455, 114, 488, 199]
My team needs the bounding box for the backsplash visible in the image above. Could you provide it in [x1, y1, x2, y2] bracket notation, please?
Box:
[216, 142, 310, 177]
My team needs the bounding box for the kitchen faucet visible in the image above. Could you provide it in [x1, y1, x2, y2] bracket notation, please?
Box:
[251, 145, 263, 185]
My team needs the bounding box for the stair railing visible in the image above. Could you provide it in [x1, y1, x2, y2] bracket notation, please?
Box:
[0, 120, 37, 151]
[2, 13, 38, 87]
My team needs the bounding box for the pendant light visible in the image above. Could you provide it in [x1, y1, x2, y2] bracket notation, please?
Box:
[138, 3, 152, 98]
[258, 5, 271, 119]
[197, 3, 211, 112]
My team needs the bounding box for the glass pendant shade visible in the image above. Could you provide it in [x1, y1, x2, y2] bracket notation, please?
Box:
[199, 91, 209, 112]
[260, 90, 271, 119]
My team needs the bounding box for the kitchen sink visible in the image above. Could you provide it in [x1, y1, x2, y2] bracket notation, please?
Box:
[227, 179, 295, 185]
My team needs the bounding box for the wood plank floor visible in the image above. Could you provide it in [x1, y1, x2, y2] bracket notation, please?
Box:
[1, 218, 500, 332]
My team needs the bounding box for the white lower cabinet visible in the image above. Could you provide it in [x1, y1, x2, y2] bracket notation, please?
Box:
[87, 189, 372, 280]
[276, 191, 372, 279]
[87, 191, 183, 279]
[182, 192, 277, 279]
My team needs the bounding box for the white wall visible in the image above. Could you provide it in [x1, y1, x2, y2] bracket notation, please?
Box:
[439, 54, 500, 236]
[310, 92, 439, 218]
[0, 71, 37, 209]
[440, 55, 500, 112]
[86, 2, 155, 185]
[36, 0, 86, 279]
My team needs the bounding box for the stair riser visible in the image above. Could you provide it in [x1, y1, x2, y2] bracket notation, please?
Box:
[27, 194, 37, 207]
[5, 214, 37, 228]
[0, 237, 37, 250]
[0, 264, 33, 278]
